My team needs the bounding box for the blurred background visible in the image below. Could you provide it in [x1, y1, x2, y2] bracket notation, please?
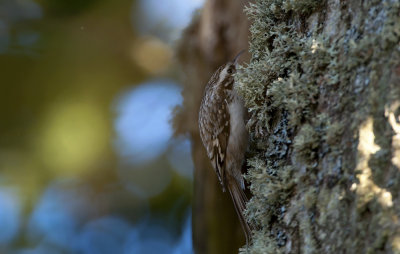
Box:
[0, 0, 204, 253]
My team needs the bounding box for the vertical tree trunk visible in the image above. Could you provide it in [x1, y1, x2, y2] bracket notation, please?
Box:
[236, 0, 400, 253]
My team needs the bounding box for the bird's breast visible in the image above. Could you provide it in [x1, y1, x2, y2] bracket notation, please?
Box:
[227, 95, 247, 151]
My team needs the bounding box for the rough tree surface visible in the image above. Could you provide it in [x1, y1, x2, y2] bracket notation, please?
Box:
[237, 0, 400, 253]
[176, 0, 400, 253]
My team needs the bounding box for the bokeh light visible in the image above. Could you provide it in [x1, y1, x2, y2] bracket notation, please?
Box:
[114, 80, 182, 165]
[133, 0, 204, 41]
[37, 100, 108, 176]
[76, 216, 132, 254]
[0, 0, 201, 252]
[0, 187, 21, 245]
[130, 37, 173, 74]
[27, 179, 93, 249]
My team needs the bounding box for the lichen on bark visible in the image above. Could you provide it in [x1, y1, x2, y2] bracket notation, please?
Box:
[236, 0, 400, 253]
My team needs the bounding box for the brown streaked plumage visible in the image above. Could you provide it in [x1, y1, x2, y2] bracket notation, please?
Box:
[198, 51, 252, 243]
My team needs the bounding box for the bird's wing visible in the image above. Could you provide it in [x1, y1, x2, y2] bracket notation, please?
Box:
[199, 88, 230, 190]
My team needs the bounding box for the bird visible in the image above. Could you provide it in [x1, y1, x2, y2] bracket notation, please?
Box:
[198, 51, 252, 243]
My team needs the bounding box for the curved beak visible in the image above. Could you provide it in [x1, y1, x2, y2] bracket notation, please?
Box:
[233, 50, 246, 65]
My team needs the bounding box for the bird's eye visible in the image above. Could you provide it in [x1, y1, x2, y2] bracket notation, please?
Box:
[227, 68, 233, 74]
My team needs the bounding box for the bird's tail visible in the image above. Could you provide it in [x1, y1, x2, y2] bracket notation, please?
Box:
[227, 174, 253, 245]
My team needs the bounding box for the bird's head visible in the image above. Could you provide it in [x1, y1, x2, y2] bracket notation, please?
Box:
[215, 50, 245, 90]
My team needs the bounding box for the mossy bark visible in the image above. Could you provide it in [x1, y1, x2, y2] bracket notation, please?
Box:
[237, 0, 400, 253]
[175, 0, 400, 253]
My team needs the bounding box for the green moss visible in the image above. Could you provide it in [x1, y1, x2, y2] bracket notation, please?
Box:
[325, 121, 344, 146]
[303, 187, 317, 209]
[282, 0, 321, 14]
[245, 230, 284, 254]
[238, 0, 400, 252]
[293, 124, 320, 164]
[299, 212, 317, 254]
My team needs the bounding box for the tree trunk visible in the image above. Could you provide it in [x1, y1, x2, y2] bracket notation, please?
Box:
[236, 0, 400, 253]
[175, 0, 400, 253]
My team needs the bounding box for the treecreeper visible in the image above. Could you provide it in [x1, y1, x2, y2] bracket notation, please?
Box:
[198, 51, 253, 243]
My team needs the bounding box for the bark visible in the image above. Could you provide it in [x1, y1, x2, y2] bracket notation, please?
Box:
[175, 0, 400, 253]
[237, 0, 400, 253]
